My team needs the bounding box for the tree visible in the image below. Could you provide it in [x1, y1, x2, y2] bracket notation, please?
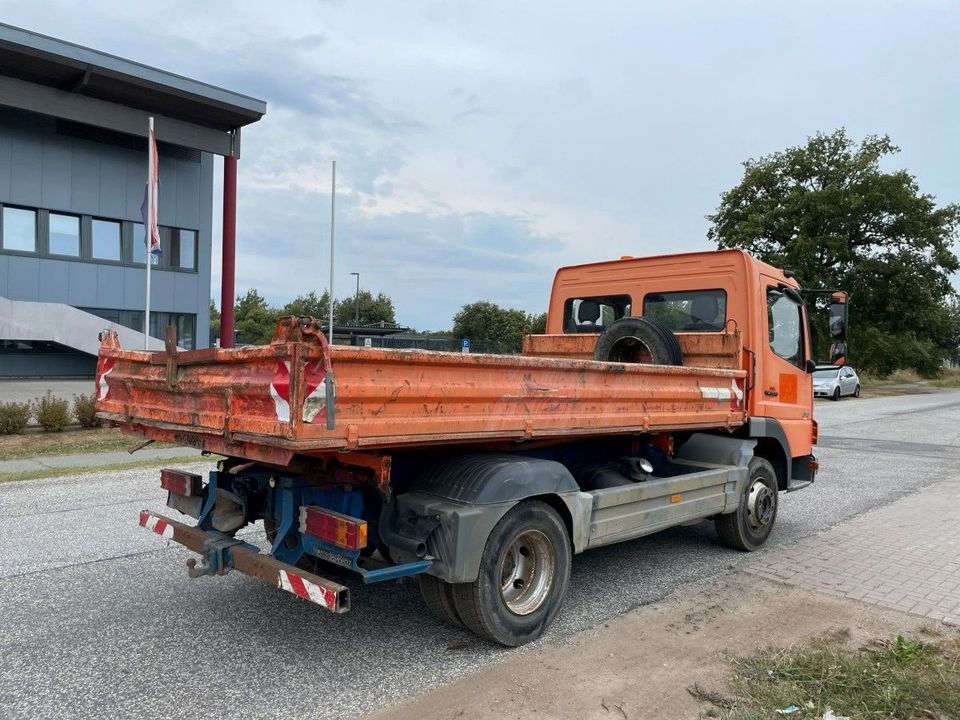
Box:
[707, 129, 960, 375]
[234, 289, 278, 345]
[282, 290, 330, 318]
[335, 291, 397, 326]
[527, 312, 548, 335]
[209, 298, 221, 346]
[452, 301, 543, 354]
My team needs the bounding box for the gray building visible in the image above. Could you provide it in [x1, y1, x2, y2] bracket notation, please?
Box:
[0, 23, 265, 376]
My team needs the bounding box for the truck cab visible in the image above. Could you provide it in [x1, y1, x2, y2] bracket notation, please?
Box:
[543, 248, 817, 490]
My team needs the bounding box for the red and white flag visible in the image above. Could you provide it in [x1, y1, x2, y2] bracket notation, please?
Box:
[140, 123, 160, 254]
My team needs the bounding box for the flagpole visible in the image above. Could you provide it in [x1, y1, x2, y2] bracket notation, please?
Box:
[327, 160, 336, 344]
[144, 116, 154, 350]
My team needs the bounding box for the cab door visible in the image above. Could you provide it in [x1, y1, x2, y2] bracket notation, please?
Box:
[759, 279, 814, 457]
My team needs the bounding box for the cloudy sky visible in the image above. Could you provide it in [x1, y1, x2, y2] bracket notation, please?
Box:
[4, 1, 958, 329]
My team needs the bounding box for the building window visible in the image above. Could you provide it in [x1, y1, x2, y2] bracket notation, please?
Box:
[2, 206, 37, 252]
[131, 222, 159, 266]
[171, 229, 197, 270]
[149, 312, 196, 349]
[92, 219, 122, 261]
[49, 213, 81, 256]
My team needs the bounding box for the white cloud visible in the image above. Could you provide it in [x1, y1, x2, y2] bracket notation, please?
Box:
[4, 0, 959, 321]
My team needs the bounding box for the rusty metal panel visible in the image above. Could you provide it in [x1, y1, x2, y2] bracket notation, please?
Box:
[97, 317, 748, 460]
[522, 331, 741, 370]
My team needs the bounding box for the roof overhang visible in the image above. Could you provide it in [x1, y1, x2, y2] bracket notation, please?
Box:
[0, 23, 266, 157]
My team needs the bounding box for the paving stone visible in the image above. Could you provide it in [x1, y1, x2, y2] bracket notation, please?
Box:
[744, 476, 960, 625]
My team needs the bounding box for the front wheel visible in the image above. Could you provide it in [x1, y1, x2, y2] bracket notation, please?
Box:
[452, 501, 571, 646]
[715, 457, 779, 551]
[832, 386, 841, 401]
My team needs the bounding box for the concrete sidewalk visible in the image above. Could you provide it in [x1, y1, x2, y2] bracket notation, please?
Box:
[0, 446, 205, 474]
[744, 474, 960, 626]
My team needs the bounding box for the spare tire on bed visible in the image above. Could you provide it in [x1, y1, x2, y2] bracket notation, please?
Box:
[593, 316, 683, 366]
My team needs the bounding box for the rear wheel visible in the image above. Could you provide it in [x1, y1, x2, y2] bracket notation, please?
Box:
[715, 457, 779, 551]
[418, 575, 464, 628]
[853, 384, 861, 398]
[452, 501, 571, 646]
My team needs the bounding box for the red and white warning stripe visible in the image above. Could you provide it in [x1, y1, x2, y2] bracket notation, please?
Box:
[139, 510, 174, 539]
[278, 568, 337, 610]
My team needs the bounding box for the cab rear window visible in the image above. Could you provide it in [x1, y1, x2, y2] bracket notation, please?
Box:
[562, 295, 631, 333]
[643, 290, 727, 332]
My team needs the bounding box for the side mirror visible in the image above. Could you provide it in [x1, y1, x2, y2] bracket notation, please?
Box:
[828, 293, 848, 342]
[830, 341, 848, 366]
[805, 359, 817, 374]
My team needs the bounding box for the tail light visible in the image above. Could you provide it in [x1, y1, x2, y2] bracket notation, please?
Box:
[299, 506, 368, 551]
[161, 469, 201, 497]
[811, 418, 819, 445]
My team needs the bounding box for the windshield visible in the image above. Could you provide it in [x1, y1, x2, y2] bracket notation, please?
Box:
[813, 369, 839, 380]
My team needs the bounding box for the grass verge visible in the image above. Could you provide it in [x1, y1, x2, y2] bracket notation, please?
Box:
[0, 426, 174, 460]
[0, 454, 215, 484]
[860, 367, 960, 389]
[690, 632, 960, 719]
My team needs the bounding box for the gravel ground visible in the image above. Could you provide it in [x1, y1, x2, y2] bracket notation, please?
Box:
[1, 390, 958, 719]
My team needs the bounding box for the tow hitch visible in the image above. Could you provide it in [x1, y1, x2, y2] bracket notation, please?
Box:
[139, 510, 351, 613]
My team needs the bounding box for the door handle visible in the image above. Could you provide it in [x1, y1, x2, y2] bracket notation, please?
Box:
[764, 388, 779, 397]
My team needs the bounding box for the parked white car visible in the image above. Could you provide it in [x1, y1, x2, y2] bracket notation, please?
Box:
[813, 365, 861, 400]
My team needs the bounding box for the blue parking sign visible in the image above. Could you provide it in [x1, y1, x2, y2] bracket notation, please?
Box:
[461, 338, 470, 353]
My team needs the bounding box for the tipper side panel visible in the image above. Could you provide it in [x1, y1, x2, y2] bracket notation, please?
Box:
[96, 317, 749, 462]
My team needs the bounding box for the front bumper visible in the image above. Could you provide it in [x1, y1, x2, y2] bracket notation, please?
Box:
[139, 510, 351, 613]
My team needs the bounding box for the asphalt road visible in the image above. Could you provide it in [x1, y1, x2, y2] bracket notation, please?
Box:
[2, 390, 959, 719]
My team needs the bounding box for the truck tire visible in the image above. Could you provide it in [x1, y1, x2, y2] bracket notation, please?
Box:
[451, 500, 571, 646]
[418, 575, 464, 628]
[593, 317, 683, 366]
[715, 456, 778, 551]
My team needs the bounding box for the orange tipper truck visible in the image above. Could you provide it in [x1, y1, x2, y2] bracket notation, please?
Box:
[96, 248, 846, 646]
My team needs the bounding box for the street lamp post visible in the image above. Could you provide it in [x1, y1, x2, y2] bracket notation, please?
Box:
[350, 272, 360, 325]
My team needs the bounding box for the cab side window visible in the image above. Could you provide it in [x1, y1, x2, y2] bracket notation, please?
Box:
[767, 288, 804, 367]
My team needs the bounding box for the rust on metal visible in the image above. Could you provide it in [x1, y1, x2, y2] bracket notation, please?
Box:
[164, 325, 178, 389]
[522, 331, 742, 370]
[97, 318, 749, 465]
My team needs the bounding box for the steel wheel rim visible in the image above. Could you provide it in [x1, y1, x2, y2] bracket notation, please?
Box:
[608, 336, 653, 363]
[498, 529, 555, 616]
[746, 479, 774, 532]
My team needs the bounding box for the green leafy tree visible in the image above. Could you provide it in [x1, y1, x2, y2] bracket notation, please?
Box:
[282, 290, 331, 318]
[234, 289, 279, 345]
[452, 301, 540, 354]
[708, 129, 960, 376]
[335, 290, 397, 326]
[527, 312, 548, 335]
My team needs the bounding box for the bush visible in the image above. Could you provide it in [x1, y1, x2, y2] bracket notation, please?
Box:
[0, 401, 32, 435]
[73, 393, 101, 428]
[34, 392, 71, 432]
